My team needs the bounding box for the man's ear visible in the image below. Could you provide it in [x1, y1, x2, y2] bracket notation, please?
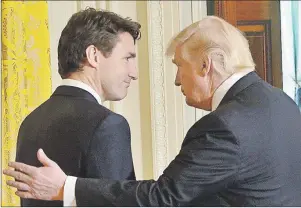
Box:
[199, 56, 212, 77]
[85, 45, 102, 68]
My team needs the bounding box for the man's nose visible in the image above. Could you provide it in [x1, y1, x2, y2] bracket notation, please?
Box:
[129, 65, 138, 80]
[174, 70, 181, 86]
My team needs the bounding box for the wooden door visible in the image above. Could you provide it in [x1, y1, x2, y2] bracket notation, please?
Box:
[207, 0, 282, 88]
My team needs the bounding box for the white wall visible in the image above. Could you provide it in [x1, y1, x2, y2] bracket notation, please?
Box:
[47, 0, 207, 180]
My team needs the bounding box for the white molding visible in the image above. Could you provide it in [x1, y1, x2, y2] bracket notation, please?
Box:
[147, 1, 169, 179]
[147, 1, 209, 178]
[162, 1, 185, 163]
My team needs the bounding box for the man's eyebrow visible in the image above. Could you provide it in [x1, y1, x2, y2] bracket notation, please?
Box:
[128, 52, 136, 58]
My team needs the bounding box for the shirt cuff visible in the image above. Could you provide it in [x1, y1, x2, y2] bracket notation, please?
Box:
[63, 176, 78, 207]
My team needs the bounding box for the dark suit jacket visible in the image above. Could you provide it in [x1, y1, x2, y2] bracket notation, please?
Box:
[75, 72, 301, 206]
[15, 86, 136, 207]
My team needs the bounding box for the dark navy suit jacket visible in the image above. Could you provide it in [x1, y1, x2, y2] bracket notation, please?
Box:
[16, 86, 135, 206]
[75, 72, 301, 206]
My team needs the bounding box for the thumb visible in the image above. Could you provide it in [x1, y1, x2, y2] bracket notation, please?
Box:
[37, 149, 57, 167]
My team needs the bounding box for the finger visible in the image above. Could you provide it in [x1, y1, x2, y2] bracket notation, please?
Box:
[37, 149, 57, 167]
[7, 180, 31, 191]
[16, 191, 34, 199]
[3, 169, 32, 183]
[8, 162, 37, 176]
[2, 167, 13, 174]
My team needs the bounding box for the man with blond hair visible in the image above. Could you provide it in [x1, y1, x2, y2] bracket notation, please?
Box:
[4, 16, 301, 206]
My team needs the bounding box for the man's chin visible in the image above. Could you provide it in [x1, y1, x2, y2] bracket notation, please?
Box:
[109, 92, 127, 101]
[185, 98, 211, 111]
[185, 97, 196, 108]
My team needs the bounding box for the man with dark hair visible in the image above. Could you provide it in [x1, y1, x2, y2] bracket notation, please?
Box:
[5, 16, 301, 206]
[13, 8, 141, 207]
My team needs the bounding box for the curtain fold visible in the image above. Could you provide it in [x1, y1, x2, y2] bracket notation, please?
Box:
[1, 1, 52, 206]
[280, 1, 301, 109]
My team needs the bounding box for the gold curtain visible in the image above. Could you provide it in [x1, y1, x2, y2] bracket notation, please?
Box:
[2, 1, 52, 206]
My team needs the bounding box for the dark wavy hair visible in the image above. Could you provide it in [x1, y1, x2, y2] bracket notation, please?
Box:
[57, 8, 141, 78]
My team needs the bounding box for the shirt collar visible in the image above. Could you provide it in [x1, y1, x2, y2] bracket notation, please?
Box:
[211, 69, 254, 111]
[60, 79, 102, 105]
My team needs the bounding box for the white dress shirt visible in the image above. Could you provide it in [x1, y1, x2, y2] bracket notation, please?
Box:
[63, 69, 254, 206]
[60, 79, 102, 207]
[60, 79, 102, 105]
[211, 69, 254, 111]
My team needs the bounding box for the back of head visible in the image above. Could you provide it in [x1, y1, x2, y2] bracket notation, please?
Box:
[166, 16, 255, 76]
[58, 8, 141, 78]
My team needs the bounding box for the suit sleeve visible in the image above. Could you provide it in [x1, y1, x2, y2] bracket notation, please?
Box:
[75, 114, 240, 206]
[82, 113, 135, 180]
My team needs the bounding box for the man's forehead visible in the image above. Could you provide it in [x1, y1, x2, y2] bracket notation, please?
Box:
[118, 32, 135, 47]
[113, 35, 136, 55]
[173, 48, 184, 63]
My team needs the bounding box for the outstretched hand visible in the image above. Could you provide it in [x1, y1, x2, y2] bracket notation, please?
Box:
[3, 149, 67, 201]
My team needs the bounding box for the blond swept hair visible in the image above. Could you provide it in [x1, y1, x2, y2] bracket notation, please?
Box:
[166, 16, 255, 76]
